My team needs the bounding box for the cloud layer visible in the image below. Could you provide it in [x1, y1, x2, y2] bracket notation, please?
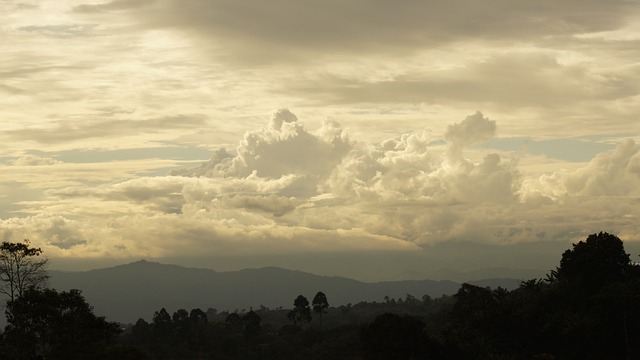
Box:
[2, 110, 638, 264]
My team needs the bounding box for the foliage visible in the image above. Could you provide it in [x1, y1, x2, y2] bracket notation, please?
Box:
[362, 313, 446, 360]
[0, 239, 49, 301]
[553, 231, 631, 292]
[437, 232, 640, 360]
[312, 291, 329, 315]
[288, 294, 312, 325]
[2, 287, 121, 360]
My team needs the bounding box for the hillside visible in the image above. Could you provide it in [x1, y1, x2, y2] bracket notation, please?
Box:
[49, 260, 520, 324]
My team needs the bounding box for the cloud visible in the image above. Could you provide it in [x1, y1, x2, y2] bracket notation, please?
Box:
[444, 111, 496, 161]
[91, 111, 520, 239]
[169, 149, 233, 177]
[277, 53, 640, 111]
[173, 109, 352, 196]
[0, 158, 182, 190]
[85, 0, 635, 63]
[519, 139, 640, 203]
[11, 155, 63, 166]
[565, 139, 640, 196]
[74, 0, 154, 13]
[18, 24, 98, 37]
[4, 110, 639, 261]
[5, 115, 206, 145]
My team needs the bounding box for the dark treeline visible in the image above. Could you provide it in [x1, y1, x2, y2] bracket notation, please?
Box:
[2, 232, 640, 359]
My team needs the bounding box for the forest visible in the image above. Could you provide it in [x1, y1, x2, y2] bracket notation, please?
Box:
[1, 232, 639, 359]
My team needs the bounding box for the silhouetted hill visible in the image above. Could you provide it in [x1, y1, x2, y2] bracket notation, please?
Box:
[49, 260, 520, 324]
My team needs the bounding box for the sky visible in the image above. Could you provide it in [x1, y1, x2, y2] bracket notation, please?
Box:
[1, 0, 640, 281]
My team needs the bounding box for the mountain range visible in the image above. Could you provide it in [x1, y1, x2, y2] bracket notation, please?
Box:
[47, 260, 522, 324]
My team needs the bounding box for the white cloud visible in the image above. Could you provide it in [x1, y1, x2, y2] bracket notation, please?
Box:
[565, 139, 640, 196]
[2, 110, 638, 264]
[444, 111, 497, 161]
[173, 109, 352, 197]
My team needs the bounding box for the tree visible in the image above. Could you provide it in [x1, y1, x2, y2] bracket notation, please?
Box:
[172, 308, 189, 323]
[188, 308, 208, 354]
[287, 295, 312, 325]
[312, 291, 329, 327]
[362, 313, 440, 360]
[553, 232, 631, 292]
[3, 288, 121, 360]
[152, 307, 174, 341]
[0, 239, 48, 301]
[131, 318, 151, 344]
[242, 310, 262, 338]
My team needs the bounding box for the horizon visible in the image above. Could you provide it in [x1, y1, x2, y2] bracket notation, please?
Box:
[2, 0, 640, 281]
[47, 238, 640, 283]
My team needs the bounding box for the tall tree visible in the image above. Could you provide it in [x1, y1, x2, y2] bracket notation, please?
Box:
[0, 239, 48, 301]
[312, 291, 329, 327]
[152, 307, 174, 341]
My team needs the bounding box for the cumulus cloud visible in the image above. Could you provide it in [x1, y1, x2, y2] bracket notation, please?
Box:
[61, 110, 519, 243]
[520, 139, 640, 202]
[5, 110, 639, 261]
[444, 111, 496, 161]
[564, 139, 640, 196]
[172, 109, 352, 197]
[0, 215, 85, 250]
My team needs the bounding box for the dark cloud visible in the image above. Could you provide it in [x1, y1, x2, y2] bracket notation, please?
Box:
[50, 239, 87, 250]
[220, 194, 299, 217]
[80, 0, 636, 62]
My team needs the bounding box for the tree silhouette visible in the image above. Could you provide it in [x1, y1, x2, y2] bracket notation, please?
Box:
[287, 295, 312, 325]
[312, 291, 329, 327]
[243, 310, 262, 338]
[189, 308, 208, 324]
[362, 313, 437, 360]
[152, 307, 174, 341]
[0, 239, 48, 301]
[132, 318, 151, 344]
[553, 232, 631, 293]
[3, 288, 120, 359]
[172, 308, 189, 323]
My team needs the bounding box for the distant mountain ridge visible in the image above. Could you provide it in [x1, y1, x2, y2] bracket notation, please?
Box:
[48, 260, 521, 324]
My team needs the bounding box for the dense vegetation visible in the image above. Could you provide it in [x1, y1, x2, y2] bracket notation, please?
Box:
[1, 232, 640, 359]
